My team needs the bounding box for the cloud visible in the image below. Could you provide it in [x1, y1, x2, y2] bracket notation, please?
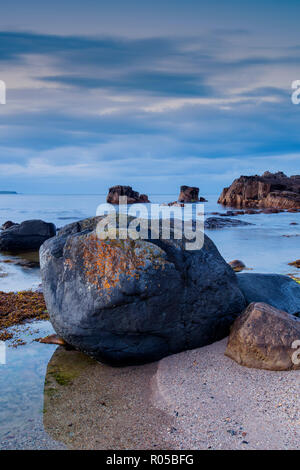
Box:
[0, 28, 299, 194]
[0, 31, 181, 65]
[41, 71, 212, 97]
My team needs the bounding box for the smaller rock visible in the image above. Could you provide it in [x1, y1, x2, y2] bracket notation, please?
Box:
[244, 210, 258, 214]
[229, 260, 246, 272]
[168, 201, 184, 207]
[1, 221, 18, 230]
[237, 273, 300, 315]
[15, 259, 40, 268]
[178, 186, 200, 203]
[225, 211, 237, 216]
[39, 334, 69, 346]
[168, 186, 207, 205]
[225, 302, 300, 370]
[106, 185, 150, 204]
[262, 208, 283, 214]
[205, 217, 252, 229]
[289, 259, 300, 269]
[0, 219, 56, 252]
[0, 257, 39, 268]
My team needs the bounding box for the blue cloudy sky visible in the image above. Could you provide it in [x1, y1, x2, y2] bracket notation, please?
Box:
[0, 0, 299, 195]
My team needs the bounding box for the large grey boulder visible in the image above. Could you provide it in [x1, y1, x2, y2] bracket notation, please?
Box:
[40, 216, 246, 365]
[237, 273, 300, 316]
[0, 219, 56, 252]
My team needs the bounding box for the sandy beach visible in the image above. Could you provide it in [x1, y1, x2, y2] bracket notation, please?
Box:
[43, 347, 177, 450]
[40, 338, 299, 450]
[154, 338, 300, 450]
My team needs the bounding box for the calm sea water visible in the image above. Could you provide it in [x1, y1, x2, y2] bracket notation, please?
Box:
[0, 193, 299, 292]
[0, 193, 299, 449]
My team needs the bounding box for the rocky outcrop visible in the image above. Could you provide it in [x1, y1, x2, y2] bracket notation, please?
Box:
[0, 219, 56, 253]
[218, 172, 300, 209]
[168, 186, 207, 206]
[229, 260, 246, 272]
[14, 259, 40, 268]
[225, 302, 300, 370]
[1, 221, 18, 230]
[107, 185, 150, 204]
[237, 273, 300, 316]
[289, 259, 300, 268]
[204, 217, 252, 229]
[40, 215, 246, 365]
[178, 186, 199, 203]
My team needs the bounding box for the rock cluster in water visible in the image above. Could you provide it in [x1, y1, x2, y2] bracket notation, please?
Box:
[178, 186, 199, 203]
[204, 217, 252, 229]
[1, 221, 17, 230]
[0, 219, 56, 252]
[106, 185, 150, 204]
[168, 185, 208, 206]
[218, 171, 300, 210]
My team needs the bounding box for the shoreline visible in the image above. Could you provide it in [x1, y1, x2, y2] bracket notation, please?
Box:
[43, 348, 177, 450]
[0, 204, 299, 449]
[0, 298, 299, 449]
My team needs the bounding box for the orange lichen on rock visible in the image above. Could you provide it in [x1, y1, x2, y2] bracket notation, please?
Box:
[0, 291, 48, 334]
[81, 234, 146, 291]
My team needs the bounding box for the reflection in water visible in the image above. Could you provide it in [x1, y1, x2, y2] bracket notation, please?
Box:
[0, 251, 41, 292]
[43, 347, 176, 450]
[0, 321, 64, 449]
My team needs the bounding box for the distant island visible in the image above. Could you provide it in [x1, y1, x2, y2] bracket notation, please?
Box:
[0, 191, 17, 194]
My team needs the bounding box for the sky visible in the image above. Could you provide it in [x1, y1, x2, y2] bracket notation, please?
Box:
[0, 0, 299, 195]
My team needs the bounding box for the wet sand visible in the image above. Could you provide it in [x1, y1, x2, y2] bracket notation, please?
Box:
[43, 338, 300, 450]
[43, 348, 177, 450]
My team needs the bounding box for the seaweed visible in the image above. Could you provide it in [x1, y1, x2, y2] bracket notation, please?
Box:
[0, 291, 49, 341]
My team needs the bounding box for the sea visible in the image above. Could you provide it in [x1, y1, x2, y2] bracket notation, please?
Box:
[0, 193, 299, 292]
